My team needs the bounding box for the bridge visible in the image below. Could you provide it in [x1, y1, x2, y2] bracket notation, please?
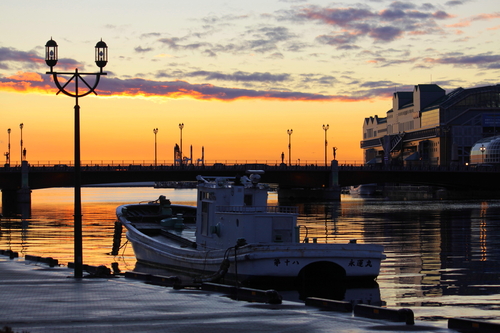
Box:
[1, 161, 500, 217]
[1, 161, 499, 190]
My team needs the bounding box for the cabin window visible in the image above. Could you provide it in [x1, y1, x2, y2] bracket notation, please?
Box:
[200, 191, 216, 201]
[201, 202, 209, 236]
[244, 194, 253, 206]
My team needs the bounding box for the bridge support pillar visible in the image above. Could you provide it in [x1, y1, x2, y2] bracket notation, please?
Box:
[1, 161, 31, 218]
[328, 159, 341, 201]
[278, 188, 339, 202]
[1, 188, 31, 218]
[277, 161, 341, 202]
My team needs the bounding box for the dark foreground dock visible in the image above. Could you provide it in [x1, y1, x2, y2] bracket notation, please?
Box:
[0, 257, 455, 333]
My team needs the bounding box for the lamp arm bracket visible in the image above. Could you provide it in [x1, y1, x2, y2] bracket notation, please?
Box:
[48, 70, 106, 98]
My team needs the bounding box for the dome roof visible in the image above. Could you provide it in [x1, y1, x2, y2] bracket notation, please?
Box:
[470, 135, 500, 164]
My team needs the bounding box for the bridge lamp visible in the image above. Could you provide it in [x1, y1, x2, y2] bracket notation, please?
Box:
[153, 128, 158, 167]
[179, 123, 184, 166]
[19, 123, 24, 162]
[323, 124, 329, 166]
[7, 128, 11, 165]
[480, 144, 486, 164]
[287, 129, 293, 166]
[44, 38, 108, 278]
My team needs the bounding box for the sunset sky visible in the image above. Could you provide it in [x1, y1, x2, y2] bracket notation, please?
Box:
[1, 0, 500, 165]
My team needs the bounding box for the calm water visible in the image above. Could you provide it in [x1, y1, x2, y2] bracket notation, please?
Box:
[1, 187, 499, 325]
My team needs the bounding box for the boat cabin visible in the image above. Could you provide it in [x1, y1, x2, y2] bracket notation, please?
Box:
[195, 173, 299, 249]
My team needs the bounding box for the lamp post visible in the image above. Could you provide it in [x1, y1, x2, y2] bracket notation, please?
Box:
[323, 124, 329, 166]
[480, 144, 486, 164]
[287, 129, 293, 166]
[19, 123, 24, 163]
[153, 128, 158, 167]
[179, 123, 184, 166]
[7, 128, 11, 165]
[44, 38, 108, 278]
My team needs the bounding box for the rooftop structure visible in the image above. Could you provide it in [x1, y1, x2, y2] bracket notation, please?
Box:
[361, 84, 500, 166]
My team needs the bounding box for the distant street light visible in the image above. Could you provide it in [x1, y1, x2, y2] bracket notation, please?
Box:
[44, 37, 108, 278]
[287, 129, 293, 166]
[19, 123, 24, 163]
[323, 124, 329, 166]
[7, 128, 11, 165]
[179, 123, 184, 166]
[480, 144, 486, 164]
[153, 128, 158, 167]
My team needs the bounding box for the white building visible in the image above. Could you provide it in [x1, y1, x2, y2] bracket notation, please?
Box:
[361, 84, 500, 166]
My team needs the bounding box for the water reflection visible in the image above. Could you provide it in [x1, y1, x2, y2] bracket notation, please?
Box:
[1, 188, 500, 323]
[295, 197, 500, 322]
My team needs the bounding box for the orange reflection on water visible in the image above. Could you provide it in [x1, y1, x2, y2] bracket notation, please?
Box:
[0, 187, 198, 272]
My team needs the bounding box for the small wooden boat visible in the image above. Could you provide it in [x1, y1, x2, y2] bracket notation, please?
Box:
[117, 171, 385, 289]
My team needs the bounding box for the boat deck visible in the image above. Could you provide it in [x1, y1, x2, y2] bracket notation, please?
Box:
[129, 219, 198, 250]
[124, 203, 196, 223]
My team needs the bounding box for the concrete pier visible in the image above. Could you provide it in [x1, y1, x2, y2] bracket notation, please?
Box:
[0, 256, 452, 333]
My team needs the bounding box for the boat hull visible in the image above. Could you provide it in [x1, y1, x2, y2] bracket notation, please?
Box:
[118, 204, 385, 288]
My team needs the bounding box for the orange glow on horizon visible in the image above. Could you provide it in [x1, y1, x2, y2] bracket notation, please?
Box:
[0, 72, 391, 165]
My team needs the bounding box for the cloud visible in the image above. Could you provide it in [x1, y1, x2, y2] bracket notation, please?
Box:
[96, 77, 374, 102]
[268, 52, 285, 59]
[140, 32, 162, 39]
[185, 71, 291, 83]
[156, 24, 299, 57]
[369, 26, 403, 41]
[0, 72, 54, 94]
[299, 74, 337, 86]
[0, 71, 371, 102]
[0, 47, 83, 71]
[282, 3, 453, 49]
[0, 47, 42, 64]
[360, 80, 399, 88]
[424, 53, 500, 67]
[158, 37, 212, 51]
[445, 0, 470, 6]
[447, 12, 500, 28]
[135, 46, 154, 53]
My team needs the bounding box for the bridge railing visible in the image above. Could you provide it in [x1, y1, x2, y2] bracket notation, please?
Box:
[3, 161, 499, 173]
[1, 159, 364, 169]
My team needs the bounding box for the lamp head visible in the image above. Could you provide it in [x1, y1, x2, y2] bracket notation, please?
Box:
[45, 38, 58, 70]
[95, 39, 108, 69]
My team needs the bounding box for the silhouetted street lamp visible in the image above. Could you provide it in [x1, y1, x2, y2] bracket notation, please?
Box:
[323, 124, 329, 166]
[480, 144, 486, 164]
[287, 129, 293, 166]
[153, 128, 158, 167]
[19, 123, 24, 162]
[44, 37, 108, 278]
[179, 123, 184, 166]
[7, 128, 11, 165]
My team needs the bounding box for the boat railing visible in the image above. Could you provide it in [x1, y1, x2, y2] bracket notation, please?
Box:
[216, 205, 298, 214]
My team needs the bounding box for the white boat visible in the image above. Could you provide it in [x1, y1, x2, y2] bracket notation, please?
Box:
[349, 183, 383, 197]
[117, 171, 385, 289]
